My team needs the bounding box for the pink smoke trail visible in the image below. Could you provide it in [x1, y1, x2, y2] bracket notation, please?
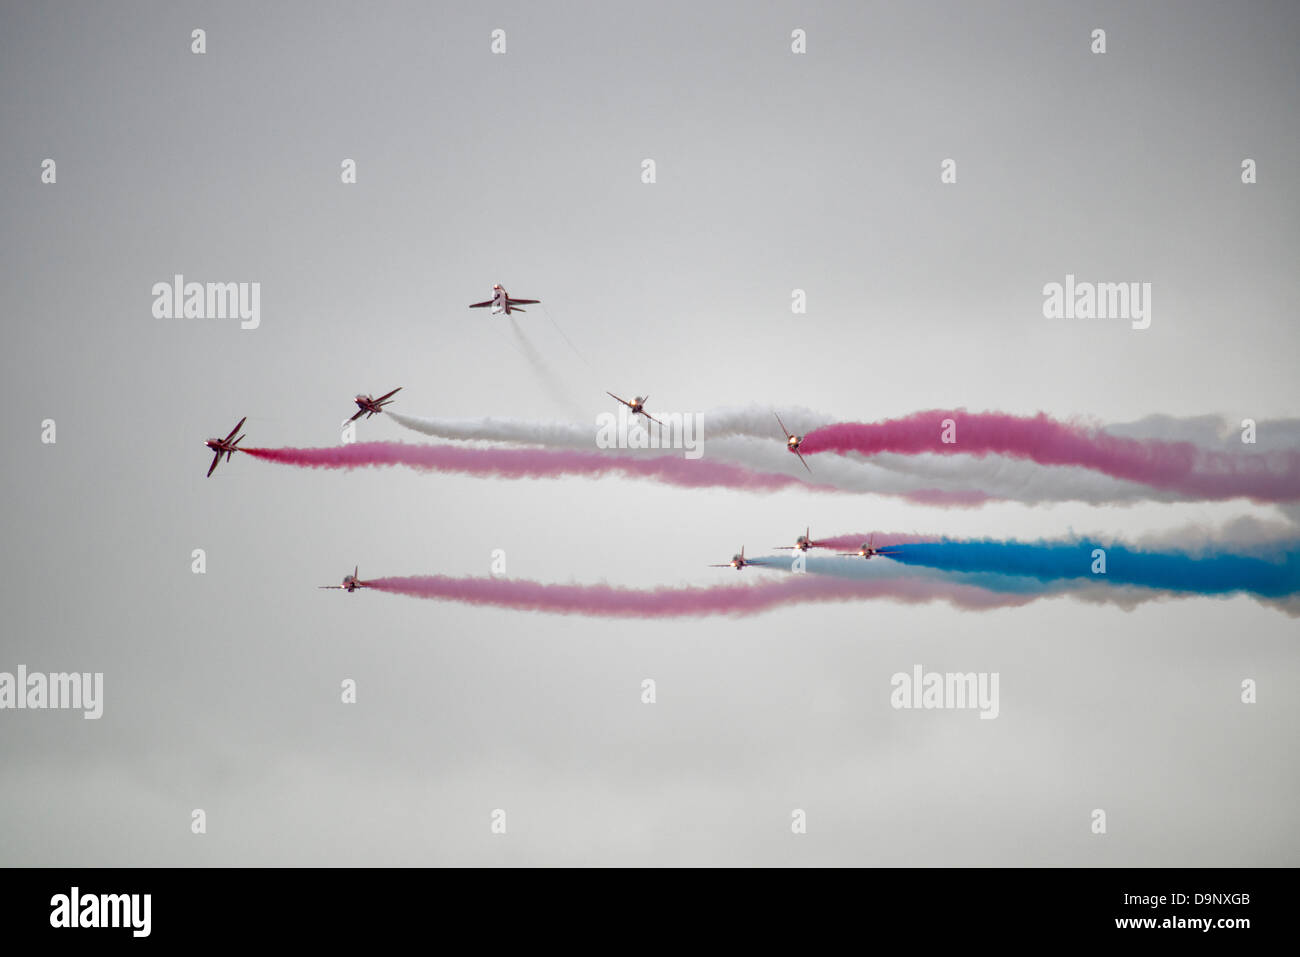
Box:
[366, 574, 1034, 616]
[802, 411, 1300, 502]
[243, 443, 843, 493]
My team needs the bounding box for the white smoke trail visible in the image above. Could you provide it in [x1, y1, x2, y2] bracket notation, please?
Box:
[1104, 414, 1300, 450]
[539, 303, 597, 373]
[382, 411, 1171, 505]
[384, 408, 1300, 508]
[387, 405, 830, 444]
[507, 318, 588, 419]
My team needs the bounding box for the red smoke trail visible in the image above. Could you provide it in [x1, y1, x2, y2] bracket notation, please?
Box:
[243, 443, 842, 493]
[803, 412, 1300, 502]
[366, 574, 1035, 616]
[245, 444, 999, 504]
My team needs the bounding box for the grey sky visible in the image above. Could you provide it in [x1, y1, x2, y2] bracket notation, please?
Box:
[1, 0, 1297, 865]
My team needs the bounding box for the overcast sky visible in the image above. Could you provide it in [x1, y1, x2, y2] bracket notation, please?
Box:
[1, 0, 1297, 865]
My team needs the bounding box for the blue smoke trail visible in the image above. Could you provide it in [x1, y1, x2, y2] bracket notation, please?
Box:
[884, 540, 1300, 599]
[761, 553, 1071, 596]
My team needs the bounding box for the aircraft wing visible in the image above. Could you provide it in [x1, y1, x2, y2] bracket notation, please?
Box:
[775, 412, 791, 438]
[376, 387, 402, 402]
[507, 298, 540, 305]
[225, 417, 247, 442]
[348, 408, 366, 422]
[206, 451, 221, 478]
[794, 450, 812, 473]
[318, 585, 342, 589]
[641, 412, 665, 426]
[606, 391, 629, 407]
[708, 563, 735, 567]
[468, 300, 494, 308]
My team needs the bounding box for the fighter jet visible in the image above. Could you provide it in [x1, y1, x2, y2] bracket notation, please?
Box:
[838, 534, 900, 560]
[775, 413, 811, 473]
[349, 387, 401, 422]
[319, 566, 371, 592]
[607, 392, 664, 426]
[709, 546, 771, 570]
[204, 417, 246, 478]
[774, 527, 827, 552]
[468, 284, 540, 316]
